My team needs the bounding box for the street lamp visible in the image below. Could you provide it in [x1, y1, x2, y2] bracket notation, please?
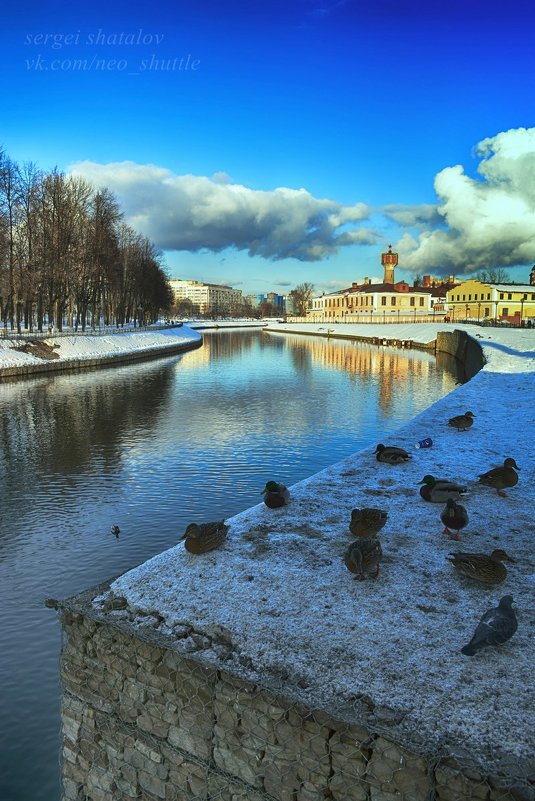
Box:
[477, 302, 481, 323]
[465, 304, 469, 322]
[520, 298, 525, 327]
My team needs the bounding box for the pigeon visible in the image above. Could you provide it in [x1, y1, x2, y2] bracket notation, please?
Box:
[461, 596, 518, 656]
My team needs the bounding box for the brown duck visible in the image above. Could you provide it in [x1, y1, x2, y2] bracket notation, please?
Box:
[374, 444, 411, 464]
[349, 508, 388, 538]
[344, 538, 383, 580]
[440, 499, 468, 540]
[446, 549, 515, 585]
[181, 521, 229, 554]
[448, 411, 475, 431]
[478, 458, 520, 497]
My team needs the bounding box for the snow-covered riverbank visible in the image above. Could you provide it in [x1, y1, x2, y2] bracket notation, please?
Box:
[0, 325, 202, 375]
[104, 322, 535, 779]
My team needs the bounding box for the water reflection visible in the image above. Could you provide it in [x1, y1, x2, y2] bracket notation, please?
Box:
[0, 330, 460, 801]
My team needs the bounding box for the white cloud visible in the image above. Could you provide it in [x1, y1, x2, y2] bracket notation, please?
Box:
[69, 161, 377, 262]
[392, 127, 535, 275]
[383, 203, 443, 228]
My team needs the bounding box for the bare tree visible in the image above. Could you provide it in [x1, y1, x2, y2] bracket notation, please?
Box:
[475, 268, 511, 284]
[289, 282, 315, 316]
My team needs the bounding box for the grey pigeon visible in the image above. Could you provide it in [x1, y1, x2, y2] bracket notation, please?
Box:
[461, 595, 518, 657]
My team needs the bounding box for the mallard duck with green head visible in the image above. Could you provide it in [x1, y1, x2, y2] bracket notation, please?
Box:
[448, 411, 475, 431]
[419, 475, 467, 503]
[349, 508, 388, 538]
[478, 458, 520, 497]
[343, 538, 383, 580]
[181, 521, 229, 554]
[440, 499, 468, 540]
[262, 481, 290, 508]
[447, 549, 515, 584]
[374, 444, 411, 464]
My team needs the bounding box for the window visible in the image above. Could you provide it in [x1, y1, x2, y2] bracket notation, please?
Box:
[391, 297, 396, 306]
[419, 297, 425, 307]
[462, 295, 466, 301]
[484, 307, 490, 316]
[381, 296, 386, 306]
[532, 294, 535, 300]
[487, 294, 491, 300]
[468, 294, 472, 300]
[503, 308, 509, 316]
[524, 294, 528, 300]
[410, 297, 415, 307]
[500, 293, 504, 299]
[508, 293, 512, 300]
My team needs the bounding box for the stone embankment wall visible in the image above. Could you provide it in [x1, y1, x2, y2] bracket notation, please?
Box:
[60, 595, 526, 801]
[435, 330, 486, 379]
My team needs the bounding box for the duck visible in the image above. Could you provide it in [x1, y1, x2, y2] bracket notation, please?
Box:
[478, 458, 520, 497]
[461, 595, 518, 656]
[419, 475, 467, 503]
[111, 525, 120, 538]
[446, 549, 515, 585]
[181, 521, 229, 554]
[262, 481, 290, 508]
[349, 508, 388, 538]
[448, 411, 475, 431]
[440, 499, 468, 540]
[374, 444, 411, 464]
[343, 538, 383, 580]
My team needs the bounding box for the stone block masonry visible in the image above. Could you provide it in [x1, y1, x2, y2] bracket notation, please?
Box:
[59, 589, 532, 801]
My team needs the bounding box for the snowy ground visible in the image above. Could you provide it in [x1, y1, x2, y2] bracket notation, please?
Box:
[0, 325, 201, 369]
[103, 322, 535, 778]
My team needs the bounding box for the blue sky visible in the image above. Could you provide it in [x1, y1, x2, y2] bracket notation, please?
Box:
[2, 0, 535, 294]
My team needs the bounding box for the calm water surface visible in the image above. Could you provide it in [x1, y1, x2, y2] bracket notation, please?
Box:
[0, 329, 461, 801]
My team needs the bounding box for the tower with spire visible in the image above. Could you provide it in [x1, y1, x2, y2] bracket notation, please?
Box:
[381, 244, 398, 285]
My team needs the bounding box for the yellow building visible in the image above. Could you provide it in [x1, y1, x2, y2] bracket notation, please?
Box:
[446, 279, 535, 324]
[308, 246, 438, 321]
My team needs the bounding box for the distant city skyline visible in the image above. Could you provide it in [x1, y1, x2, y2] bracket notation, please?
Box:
[2, 0, 535, 295]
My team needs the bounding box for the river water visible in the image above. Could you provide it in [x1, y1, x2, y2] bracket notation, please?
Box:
[0, 329, 462, 801]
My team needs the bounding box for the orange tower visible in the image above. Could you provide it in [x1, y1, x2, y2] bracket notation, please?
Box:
[381, 244, 398, 284]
